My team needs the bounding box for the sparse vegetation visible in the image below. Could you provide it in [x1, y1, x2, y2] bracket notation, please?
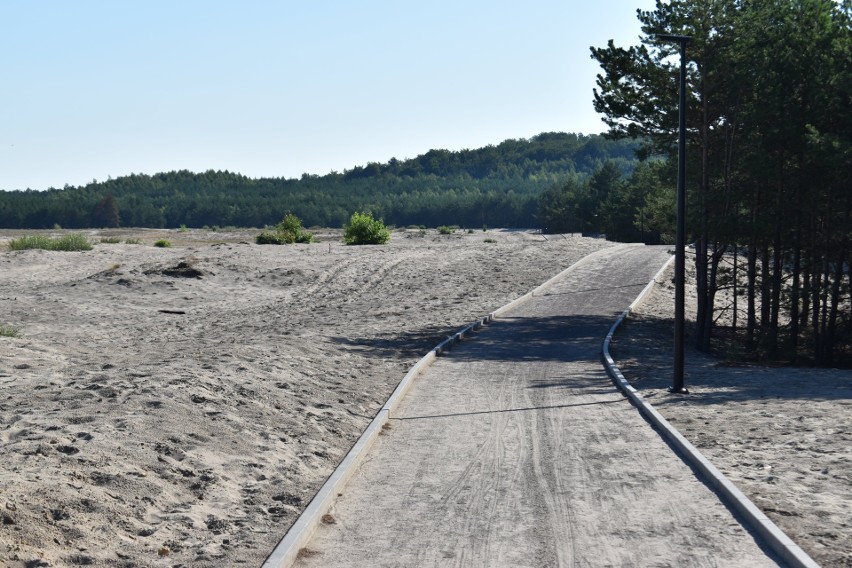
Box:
[343, 212, 390, 245]
[154, 239, 172, 248]
[438, 225, 454, 235]
[0, 325, 21, 338]
[99, 236, 122, 244]
[125, 238, 142, 245]
[8, 234, 92, 251]
[484, 238, 497, 243]
[256, 213, 315, 245]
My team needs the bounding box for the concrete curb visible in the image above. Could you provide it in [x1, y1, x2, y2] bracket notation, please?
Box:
[601, 256, 820, 568]
[261, 243, 637, 567]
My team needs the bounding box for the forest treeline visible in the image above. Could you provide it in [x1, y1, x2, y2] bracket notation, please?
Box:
[591, 0, 851, 366]
[2, 0, 848, 367]
[0, 133, 640, 231]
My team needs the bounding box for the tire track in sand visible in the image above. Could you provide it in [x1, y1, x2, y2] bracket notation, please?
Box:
[293, 245, 783, 568]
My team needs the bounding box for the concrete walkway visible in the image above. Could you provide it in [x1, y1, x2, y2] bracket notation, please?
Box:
[292, 245, 783, 568]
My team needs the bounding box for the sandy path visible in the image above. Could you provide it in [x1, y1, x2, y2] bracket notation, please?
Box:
[294, 245, 781, 567]
[0, 228, 613, 567]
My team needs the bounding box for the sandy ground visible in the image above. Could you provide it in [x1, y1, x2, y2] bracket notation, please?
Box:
[295, 245, 781, 568]
[611, 260, 852, 568]
[2, 229, 848, 567]
[0, 228, 615, 568]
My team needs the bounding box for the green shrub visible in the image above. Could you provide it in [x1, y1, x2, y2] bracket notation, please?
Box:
[100, 237, 122, 244]
[178, 224, 189, 233]
[256, 213, 315, 245]
[438, 225, 454, 235]
[255, 231, 284, 245]
[275, 213, 315, 243]
[154, 239, 172, 248]
[8, 234, 92, 251]
[125, 238, 142, 245]
[344, 212, 390, 245]
[0, 325, 20, 338]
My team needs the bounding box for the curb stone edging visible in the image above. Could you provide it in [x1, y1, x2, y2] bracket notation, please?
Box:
[261, 243, 637, 567]
[601, 255, 821, 568]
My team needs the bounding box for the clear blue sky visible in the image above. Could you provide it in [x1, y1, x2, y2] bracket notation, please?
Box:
[0, 1, 655, 191]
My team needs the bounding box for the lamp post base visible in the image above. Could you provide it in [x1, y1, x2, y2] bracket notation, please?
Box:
[668, 386, 690, 394]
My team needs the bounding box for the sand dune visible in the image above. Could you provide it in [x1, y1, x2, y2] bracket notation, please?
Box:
[1, 228, 612, 567]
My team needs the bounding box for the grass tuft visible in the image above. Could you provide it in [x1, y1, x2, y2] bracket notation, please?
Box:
[8, 234, 92, 251]
[0, 325, 21, 338]
[154, 239, 172, 248]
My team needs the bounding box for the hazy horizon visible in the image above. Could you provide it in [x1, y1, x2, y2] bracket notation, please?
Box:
[1, 1, 655, 191]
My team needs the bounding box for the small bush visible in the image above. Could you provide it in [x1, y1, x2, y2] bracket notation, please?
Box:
[343, 212, 390, 245]
[178, 224, 189, 233]
[0, 325, 21, 338]
[154, 239, 172, 248]
[437, 226, 454, 235]
[100, 237, 122, 244]
[484, 238, 497, 243]
[8, 234, 92, 251]
[125, 238, 142, 245]
[53, 234, 93, 251]
[256, 213, 315, 245]
[276, 213, 315, 243]
[255, 231, 284, 245]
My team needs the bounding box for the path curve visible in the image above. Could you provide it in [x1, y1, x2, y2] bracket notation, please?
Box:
[274, 245, 785, 567]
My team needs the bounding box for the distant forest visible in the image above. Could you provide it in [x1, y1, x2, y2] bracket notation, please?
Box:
[0, 133, 641, 231]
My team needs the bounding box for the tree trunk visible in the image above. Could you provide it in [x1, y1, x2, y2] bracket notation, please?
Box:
[789, 223, 802, 361]
[732, 244, 739, 345]
[761, 245, 771, 346]
[769, 225, 783, 356]
[695, 237, 710, 351]
[747, 239, 758, 350]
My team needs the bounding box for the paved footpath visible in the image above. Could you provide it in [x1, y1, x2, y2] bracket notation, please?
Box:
[294, 245, 783, 568]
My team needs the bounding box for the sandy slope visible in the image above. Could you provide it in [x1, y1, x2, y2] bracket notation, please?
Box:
[2, 229, 848, 567]
[0, 228, 614, 567]
[611, 260, 852, 568]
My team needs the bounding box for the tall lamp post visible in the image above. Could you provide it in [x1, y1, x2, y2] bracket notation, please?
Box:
[655, 33, 691, 394]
